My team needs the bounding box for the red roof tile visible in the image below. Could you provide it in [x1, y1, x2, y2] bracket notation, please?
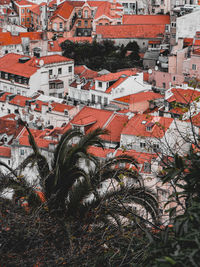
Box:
[74, 65, 98, 79]
[63, 106, 114, 133]
[123, 15, 170, 25]
[0, 92, 12, 102]
[0, 146, 11, 158]
[94, 1, 122, 19]
[105, 76, 128, 94]
[0, 53, 38, 77]
[96, 24, 166, 39]
[167, 88, 200, 104]
[9, 95, 32, 107]
[88, 146, 115, 158]
[0, 115, 24, 140]
[15, 0, 33, 6]
[102, 114, 129, 142]
[95, 69, 137, 82]
[48, 40, 62, 52]
[38, 54, 73, 65]
[115, 91, 162, 104]
[50, 1, 74, 20]
[121, 114, 173, 138]
[51, 102, 74, 112]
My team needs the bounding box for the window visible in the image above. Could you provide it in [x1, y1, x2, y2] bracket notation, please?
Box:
[58, 68, 62, 74]
[140, 142, 146, 148]
[22, 9, 24, 13]
[98, 95, 102, 103]
[192, 64, 196, 70]
[91, 10, 94, 17]
[99, 23, 102, 26]
[49, 69, 53, 76]
[165, 25, 169, 32]
[122, 3, 128, 8]
[91, 94, 95, 103]
[59, 22, 63, 29]
[172, 33, 176, 38]
[173, 76, 176, 81]
[78, 10, 82, 17]
[20, 149, 25, 156]
[84, 10, 88, 18]
[69, 66, 72, 73]
[27, 18, 29, 22]
[104, 97, 108, 106]
[153, 144, 159, 152]
[22, 18, 25, 22]
[84, 20, 88, 27]
[162, 82, 166, 88]
[98, 81, 102, 87]
[27, 9, 30, 13]
[78, 20, 81, 26]
[143, 162, 151, 173]
[117, 22, 121, 25]
[4, 136, 7, 143]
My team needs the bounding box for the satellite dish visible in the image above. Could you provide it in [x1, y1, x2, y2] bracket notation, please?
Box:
[39, 59, 44, 67]
[155, 66, 158, 71]
[148, 69, 152, 74]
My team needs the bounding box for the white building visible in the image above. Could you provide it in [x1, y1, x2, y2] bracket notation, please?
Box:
[0, 53, 74, 98]
[176, 9, 200, 42]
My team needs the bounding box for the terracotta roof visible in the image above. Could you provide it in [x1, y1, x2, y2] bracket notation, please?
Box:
[38, 54, 73, 65]
[95, 69, 137, 82]
[0, 32, 21, 46]
[18, 128, 57, 148]
[0, 146, 11, 158]
[167, 88, 200, 104]
[116, 148, 158, 173]
[0, 0, 11, 5]
[102, 113, 129, 142]
[0, 53, 38, 78]
[50, 1, 74, 20]
[121, 114, 173, 138]
[9, 95, 32, 107]
[105, 76, 128, 94]
[74, 65, 98, 79]
[0, 92, 12, 102]
[88, 146, 115, 158]
[193, 48, 200, 55]
[188, 112, 200, 127]
[48, 40, 62, 52]
[94, 1, 121, 20]
[0, 115, 24, 140]
[15, 0, 33, 6]
[184, 38, 193, 46]
[96, 24, 166, 39]
[63, 106, 113, 134]
[51, 102, 74, 112]
[32, 100, 48, 112]
[123, 15, 170, 25]
[114, 91, 162, 104]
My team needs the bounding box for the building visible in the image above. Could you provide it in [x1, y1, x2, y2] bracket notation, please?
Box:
[0, 53, 74, 98]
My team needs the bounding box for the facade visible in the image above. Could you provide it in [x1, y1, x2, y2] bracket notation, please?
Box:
[0, 53, 74, 98]
[13, 0, 34, 28]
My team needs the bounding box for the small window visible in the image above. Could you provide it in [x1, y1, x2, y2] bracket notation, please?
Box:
[27, 9, 30, 13]
[59, 22, 63, 29]
[69, 66, 72, 73]
[99, 23, 102, 26]
[78, 20, 81, 27]
[173, 76, 176, 81]
[162, 82, 166, 88]
[84, 20, 88, 27]
[78, 10, 82, 17]
[22, 9, 24, 13]
[22, 18, 25, 22]
[49, 69, 53, 75]
[98, 81, 102, 87]
[140, 142, 146, 148]
[20, 149, 25, 156]
[98, 95, 102, 103]
[58, 68, 62, 74]
[27, 18, 29, 22]
[192, 64, 196, 70]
